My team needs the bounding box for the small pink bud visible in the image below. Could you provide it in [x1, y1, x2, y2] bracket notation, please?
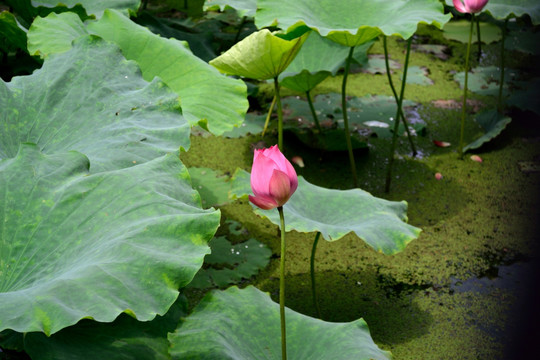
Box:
[291, 156, 305, 168]
[453, 0, 489, 14]
[433, 140, 451, 147]
[435, 172, 443, 180]
[470, 155, 483, 163]
[249, 145, 298, 210]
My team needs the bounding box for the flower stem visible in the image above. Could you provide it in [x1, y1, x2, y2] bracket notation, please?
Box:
[385, 37, 412, 193]
[277, 206, 287, 360]
[383, 36, 417, 157]
[274, 77, 284, 151]
[342, 46, 358, 188]
[476, 16, 482, 62]
[458, 14, 475, 159]
[498, 18, 508, 112]
[310, 232, 322, 318]
[306, 90, 322, 132]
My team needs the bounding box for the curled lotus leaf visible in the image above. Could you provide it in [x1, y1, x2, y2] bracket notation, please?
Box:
[210, 29, 309, 80]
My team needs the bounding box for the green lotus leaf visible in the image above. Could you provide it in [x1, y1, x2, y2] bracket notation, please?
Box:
[0, 11, 28, 53]
[2, 35, 189, 172]
[204, 0, 257, 18]
[443, 20, 501, 44]
[282, 94, 422, 139]
[507, 77, 540, 115]
[3, 0, 91, 26]
[445, 0, 540, 24]
[169, 286, 391, 360]
[26, 11, 87, 57]
[23, 296, 187, 360]
[231, 171, 420, 254]
[209, 29, 309, 80]
[221, 113, 266, 137]
[133, 11, 218, 62]
[255, 0, 451, 46]
[188, 236, 272, 288]
[34, 0, 140, 17]
[278, 31, 359, 92]
[402, 66, 433, 86]
[27, 10, 248, 136]
[0, 144, 220, 335]
[463, 109, 512, 153]
[188, 167, 232, 208]
[454, 66, 515, 97]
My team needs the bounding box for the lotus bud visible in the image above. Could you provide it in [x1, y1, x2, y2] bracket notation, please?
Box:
[249, 145, 298, 210]
[453, 0, 489, 14]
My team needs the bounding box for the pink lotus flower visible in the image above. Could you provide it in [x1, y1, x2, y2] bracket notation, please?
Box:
[249, 145, 298, 210]
[453, 0, 489, 14]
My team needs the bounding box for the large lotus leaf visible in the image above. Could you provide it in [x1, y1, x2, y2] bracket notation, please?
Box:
[209, 29, 309, 80]
[0, 11, 28, 53]
[133, 11, 217, 62]
[204, 0, 257, 17]
[27, 10, 248, 136]
[445, 0, 540, 24]
[24, 296, 187, 360]
[0, 144, 220, 335]
[278, 31, 349, 92]
[231, 171, 420, 254]
[33, 0, 140, 17]
[188, 236, 272, 288]
[2, 35, 190, 173]
[255, 0, 451, 46]
[463, 109, 512, 152]
[26, 12, 87, 56]
[443, 20, 501, 44]
[169, 286, 391, 360]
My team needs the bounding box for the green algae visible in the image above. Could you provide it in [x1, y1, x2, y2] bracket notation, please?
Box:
[181, 23, 540, 360]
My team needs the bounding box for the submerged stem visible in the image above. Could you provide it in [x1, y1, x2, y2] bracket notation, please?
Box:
[498, 18, 508, 112]
[274, 77, 284, 151]
[458, 15, 475, 159]
[476, 16, 482, 62]
[383, 36, 417, 157]
[385, 37, 412, 193]
[278, 206, 287, 360]
[342, 46, 358, 188]
[310, 232, 322, 318]
[306, 90, 322, 132]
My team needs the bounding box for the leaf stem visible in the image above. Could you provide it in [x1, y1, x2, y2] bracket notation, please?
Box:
[385, 37, 412, 193]
[383, 36, 417, 157]
[306, 90, 322, 132]
[277, 206, 287, 360]
[342, 46, 358, 187]
[274, 77, 284, 151]
[234, 16, 247, 44]
[458, 14, 475, 159]
[262, 94, 277, 137]
[310, 232, 322, 318]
